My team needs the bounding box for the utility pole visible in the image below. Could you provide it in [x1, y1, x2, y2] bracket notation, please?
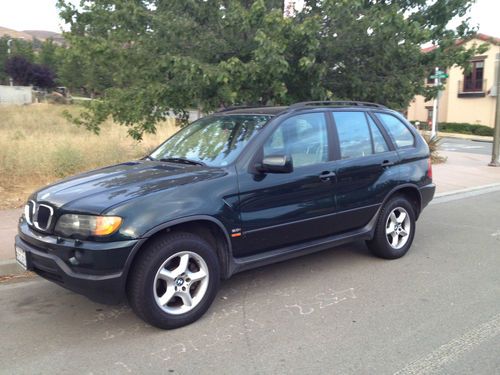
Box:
[489, 52, 500, 167]
[7, 39, 13, 86]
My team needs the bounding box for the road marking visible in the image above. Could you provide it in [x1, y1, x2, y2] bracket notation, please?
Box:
[284, 288, 356, 316]
[394, 313, 500, 375]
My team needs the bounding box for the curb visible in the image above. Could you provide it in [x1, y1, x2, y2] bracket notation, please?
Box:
[432, 183, 500, 205]
[420, 130, 493, 143]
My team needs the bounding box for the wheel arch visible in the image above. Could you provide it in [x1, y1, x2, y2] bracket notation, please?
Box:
[122, 216, 233, 289]
[382, 184, 422, 219]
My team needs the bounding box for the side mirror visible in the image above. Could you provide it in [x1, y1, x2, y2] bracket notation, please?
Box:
[258, 154, 293, 174]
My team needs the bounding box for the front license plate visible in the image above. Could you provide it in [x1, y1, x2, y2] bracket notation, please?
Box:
[15, 246, 27, 270]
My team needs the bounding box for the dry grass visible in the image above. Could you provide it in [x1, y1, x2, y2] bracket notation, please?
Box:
[0, 103, 178, 209]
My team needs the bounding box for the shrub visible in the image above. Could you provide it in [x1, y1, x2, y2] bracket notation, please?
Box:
[438, 122, 493, 136]
[409, 121, 493, 136]
[423, 135, 446, 164]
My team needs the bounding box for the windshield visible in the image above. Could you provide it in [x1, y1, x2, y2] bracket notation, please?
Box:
[150, 114, 272, 167]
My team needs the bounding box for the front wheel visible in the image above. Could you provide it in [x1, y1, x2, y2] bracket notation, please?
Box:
[127, 232, 220, 329]
[366, 196, 416, 259]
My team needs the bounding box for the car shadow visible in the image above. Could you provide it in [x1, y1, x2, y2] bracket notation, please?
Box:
[5, 241, 377, 337]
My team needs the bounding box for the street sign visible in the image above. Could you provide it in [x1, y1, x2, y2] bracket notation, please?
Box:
[430, 72, 448, 79]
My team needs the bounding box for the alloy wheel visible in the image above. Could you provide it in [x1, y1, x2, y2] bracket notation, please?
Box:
[385, 207, 411, 249]
[153, 251, 209, 315]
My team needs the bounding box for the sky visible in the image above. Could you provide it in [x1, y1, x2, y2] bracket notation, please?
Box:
[0, 0, 499, 36]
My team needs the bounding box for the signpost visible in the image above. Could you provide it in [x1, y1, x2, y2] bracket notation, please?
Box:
[489, 53, 500, 167]
[429, 68, 448, 138]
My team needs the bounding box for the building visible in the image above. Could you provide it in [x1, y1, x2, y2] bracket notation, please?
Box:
[407, 34, 500, 128]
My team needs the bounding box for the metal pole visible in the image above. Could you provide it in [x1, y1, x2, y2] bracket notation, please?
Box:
[431, 67, 438, 138]
[489, 52, 500, 167]
[7, 39, 13, 86]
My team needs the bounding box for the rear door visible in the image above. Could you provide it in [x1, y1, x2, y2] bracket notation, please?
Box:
[330, 110, 400, 233]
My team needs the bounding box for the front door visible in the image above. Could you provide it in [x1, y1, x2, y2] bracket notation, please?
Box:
[235, 112, 337, 257]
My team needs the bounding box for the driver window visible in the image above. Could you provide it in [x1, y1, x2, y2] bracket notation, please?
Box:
[263, 113, 329, 168]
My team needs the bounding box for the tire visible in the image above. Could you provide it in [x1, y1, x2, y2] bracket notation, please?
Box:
[366, 196, 416, 259]
[127, 232, 220, 329]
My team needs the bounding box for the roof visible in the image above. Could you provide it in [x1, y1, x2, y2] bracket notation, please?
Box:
[421, 33, 500, 53]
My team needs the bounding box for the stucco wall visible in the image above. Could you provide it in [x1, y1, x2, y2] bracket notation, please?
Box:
[407, 38, 499, 127]
[0, 85, 32, 105]
[444, 40, 498, 126]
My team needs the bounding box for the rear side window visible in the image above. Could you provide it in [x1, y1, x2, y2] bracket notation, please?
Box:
[333, 112, 389, 159]
[376, 113, 414, 148]
[367, 115, 389, 153]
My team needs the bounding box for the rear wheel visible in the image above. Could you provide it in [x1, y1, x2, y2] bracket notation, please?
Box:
[127, 232, 220, 329]
[366, 196, 416, 259]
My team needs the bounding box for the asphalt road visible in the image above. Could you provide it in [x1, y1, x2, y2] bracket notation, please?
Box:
[439, 137, 492, 155]
[1, 190, 499, 375]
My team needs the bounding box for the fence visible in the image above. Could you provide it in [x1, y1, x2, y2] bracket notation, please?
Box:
[0, 85, 32, 105]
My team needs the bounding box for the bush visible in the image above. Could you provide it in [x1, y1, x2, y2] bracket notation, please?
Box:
[423, 135, 446, 164]
[438, 122, 493, 136]
[409, 121, 493, 136]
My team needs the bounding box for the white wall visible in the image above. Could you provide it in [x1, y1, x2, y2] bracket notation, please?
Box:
[0, 85, 32, 105]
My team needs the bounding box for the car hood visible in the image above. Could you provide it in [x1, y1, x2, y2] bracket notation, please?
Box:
[32, 160, 228, 214]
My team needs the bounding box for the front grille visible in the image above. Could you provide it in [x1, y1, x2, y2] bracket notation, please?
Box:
[35, 205, 52, 229]
[26, 201, 54, 232]
[24, 201, 35, 225]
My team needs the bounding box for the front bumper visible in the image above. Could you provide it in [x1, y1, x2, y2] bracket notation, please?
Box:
[16, 222, 140, 304]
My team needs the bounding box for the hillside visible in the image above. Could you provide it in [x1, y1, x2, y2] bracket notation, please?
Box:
[0, 26, 63, 44]
[0, 26, 34, 41]
[23, 30, 64, 44]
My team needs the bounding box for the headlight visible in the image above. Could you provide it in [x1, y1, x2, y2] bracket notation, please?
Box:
[54, 214, 122, 238]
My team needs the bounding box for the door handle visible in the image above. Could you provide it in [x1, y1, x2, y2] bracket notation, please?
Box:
[319, 171, 336, 181]
[381, 160, 394, 167]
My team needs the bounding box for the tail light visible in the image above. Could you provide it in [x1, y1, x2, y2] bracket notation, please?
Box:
[427, 158, 433, 180]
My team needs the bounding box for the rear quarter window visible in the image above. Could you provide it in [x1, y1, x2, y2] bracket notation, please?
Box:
[376, 113, 415, 148]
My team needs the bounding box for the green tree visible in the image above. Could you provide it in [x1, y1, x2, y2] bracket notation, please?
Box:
[57, 0, 485, 140]
[304, 0, 486, 108]
[0, 37, 9, 84]
[37, 39, 60, 73]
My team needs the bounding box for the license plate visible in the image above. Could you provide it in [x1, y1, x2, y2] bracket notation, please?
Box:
[15, 246, 27, 270]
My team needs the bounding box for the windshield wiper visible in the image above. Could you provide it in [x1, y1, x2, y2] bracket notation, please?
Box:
[158, 157, 206, 166]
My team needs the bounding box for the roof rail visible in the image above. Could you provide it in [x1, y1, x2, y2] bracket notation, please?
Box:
[289, 101, 386, 109]
[216, 105, 263, 113]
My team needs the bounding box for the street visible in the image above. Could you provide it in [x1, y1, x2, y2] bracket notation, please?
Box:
[1, 190, 499, 374]
[439, 137, 492, 155]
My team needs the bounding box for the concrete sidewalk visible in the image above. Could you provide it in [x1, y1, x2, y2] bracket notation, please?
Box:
[1, 150, 499, 275]
[433, 151, 500, 194]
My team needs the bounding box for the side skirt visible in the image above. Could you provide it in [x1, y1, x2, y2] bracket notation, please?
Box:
[228, 206, 381, 276]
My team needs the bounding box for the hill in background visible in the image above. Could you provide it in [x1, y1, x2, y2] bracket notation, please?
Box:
[0, 26, 63, 44]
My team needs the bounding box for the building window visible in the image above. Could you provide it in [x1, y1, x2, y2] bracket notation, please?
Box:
[463, 60, 484, 92]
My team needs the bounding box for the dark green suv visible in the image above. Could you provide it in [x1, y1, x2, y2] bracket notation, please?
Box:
[15, 101, 435, 329]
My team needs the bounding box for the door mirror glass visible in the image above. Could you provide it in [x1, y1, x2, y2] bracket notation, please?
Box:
[258, 154, 293, 173]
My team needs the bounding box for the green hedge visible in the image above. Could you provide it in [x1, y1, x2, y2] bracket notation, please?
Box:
[438, 122, 493, 136]
[410, 121, 493, 137]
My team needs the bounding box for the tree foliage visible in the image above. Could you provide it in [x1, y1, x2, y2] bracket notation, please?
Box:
[5, 55, 56, 88]
[57, 0, 486, 139]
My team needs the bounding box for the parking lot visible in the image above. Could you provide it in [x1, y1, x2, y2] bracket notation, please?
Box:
[1, 190, 499, 374]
